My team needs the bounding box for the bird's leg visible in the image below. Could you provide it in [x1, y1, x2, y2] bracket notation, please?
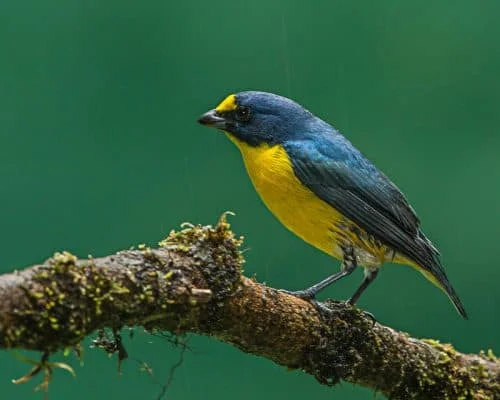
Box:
[283, 266, 355, 299]
[281, 247, 357, 300]
[345, 268, 380, 325]
[348, 267, 379, 305]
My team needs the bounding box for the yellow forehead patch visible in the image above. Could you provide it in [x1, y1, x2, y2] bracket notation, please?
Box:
[215, 94, 237, 113]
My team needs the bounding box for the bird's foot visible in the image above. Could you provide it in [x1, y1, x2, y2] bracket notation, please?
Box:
[279, 289, 336, 316]
[278, 289, 376, 323]
[310, 299, 337, 316]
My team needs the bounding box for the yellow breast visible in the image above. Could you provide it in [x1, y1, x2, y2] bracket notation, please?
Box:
[227, 134, 347, 258]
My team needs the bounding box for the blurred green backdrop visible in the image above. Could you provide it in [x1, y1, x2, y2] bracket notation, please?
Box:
[1, 0, 499, 399]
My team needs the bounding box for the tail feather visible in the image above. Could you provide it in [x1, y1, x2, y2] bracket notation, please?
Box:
[395, 231, 468, 319]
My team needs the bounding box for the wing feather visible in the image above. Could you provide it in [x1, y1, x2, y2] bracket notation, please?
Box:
[284, 137, 467, 318]
[284, 138, 423, 259]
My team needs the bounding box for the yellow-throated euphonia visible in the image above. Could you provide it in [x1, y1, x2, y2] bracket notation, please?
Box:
[198, 91, 467, 318]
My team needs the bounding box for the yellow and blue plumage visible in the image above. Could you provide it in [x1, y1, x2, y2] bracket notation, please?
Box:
[198, 91, 467, 318]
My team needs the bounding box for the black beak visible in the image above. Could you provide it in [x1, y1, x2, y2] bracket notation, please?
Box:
[197, 109, 227, 129]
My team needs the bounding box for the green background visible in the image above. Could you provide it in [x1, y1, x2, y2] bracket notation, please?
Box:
[1, 1, 499, 399]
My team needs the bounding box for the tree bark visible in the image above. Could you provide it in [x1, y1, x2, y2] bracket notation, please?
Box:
[0, 214, 498, 399]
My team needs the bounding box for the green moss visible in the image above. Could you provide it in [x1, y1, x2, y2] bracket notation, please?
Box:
[479, 349, 498, 363]
[9, 250, 139, 350]
[4, 213, 244, 356]
[158, 212, 243, 304]
[415, 339, 500, 399]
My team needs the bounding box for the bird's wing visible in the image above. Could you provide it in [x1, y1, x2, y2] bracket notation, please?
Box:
[284, 138, 422, 255]
[285, 137, 468, 319]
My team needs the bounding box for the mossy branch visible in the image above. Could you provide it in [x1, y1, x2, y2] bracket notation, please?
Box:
[0, 215, 498, 399]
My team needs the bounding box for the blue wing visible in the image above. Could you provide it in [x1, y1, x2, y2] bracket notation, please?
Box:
[284, 135, 436, 267]
[284, 133, 467, 318]
[285, 136, 419, 234]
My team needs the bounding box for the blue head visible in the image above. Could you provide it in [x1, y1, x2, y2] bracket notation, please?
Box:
[198, 91, 317, 146]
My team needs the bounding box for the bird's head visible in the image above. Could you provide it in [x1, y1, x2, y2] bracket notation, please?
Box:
[198, 91, 314, 147]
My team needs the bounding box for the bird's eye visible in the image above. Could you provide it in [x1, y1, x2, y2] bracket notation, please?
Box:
[235, 106, 251, 122]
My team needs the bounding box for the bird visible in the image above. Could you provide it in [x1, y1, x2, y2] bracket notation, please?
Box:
[198, 91, 467, 319]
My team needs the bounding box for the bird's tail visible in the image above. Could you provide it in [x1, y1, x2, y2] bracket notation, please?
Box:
[393, 231, 468, 319]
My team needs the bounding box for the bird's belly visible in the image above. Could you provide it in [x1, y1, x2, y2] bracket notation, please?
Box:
[235, 140, 387, 266]
[252, 165, 341, 257]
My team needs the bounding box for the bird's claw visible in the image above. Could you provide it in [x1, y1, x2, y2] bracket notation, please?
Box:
[278, 289, 336, 316]
[310, 299, 336, 315]
[278, 289, 376, 324]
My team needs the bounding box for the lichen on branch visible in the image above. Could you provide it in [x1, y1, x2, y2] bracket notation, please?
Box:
[0, 214, 498, 400]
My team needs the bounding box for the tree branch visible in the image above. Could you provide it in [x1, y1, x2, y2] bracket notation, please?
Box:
[0, 214, 498, 399]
